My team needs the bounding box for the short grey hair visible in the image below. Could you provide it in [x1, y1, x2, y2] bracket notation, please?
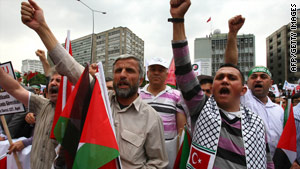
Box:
[113, 54, 144, 79]
[48, 66, 60, 77]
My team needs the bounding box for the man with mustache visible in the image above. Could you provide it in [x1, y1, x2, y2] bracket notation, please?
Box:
[169, 0, 273, 168]
[224, 14, 284, 159]
[0, 68, 61, 169]
[20, 0, 168, 168]
[141, 58, 187, 140]
[140, 57, 187, 168]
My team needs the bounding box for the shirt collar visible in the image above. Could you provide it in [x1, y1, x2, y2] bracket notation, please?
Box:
[249, 89, 276, 108]
[141, 84, 172, 95]
[111, 91, 142, 112]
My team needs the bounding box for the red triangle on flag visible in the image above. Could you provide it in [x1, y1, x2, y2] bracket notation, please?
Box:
[165, 58, 176, 87]
[277, 103, 297, 152]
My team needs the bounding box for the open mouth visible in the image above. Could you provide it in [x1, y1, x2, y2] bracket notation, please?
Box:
[118, 80, 130, 88]
[254, 84, 263, 88]
[219, 87, 230, 95]
[49, 86, 59, 94]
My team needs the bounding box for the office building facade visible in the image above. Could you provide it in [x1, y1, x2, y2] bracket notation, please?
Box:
[266, 10, 300, 84]
[195, 30, 255, 80]
[21, 59, 44, 74]
[69, 27, 144, 77]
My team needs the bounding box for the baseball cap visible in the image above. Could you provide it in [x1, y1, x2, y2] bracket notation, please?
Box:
[148, 57, 169, 69]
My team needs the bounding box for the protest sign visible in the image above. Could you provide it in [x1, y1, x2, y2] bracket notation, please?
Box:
[0, 62, 25, 115]
[192, 61, 201, 76]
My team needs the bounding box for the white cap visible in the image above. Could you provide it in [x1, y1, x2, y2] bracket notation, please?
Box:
[148, 57, 169, 69]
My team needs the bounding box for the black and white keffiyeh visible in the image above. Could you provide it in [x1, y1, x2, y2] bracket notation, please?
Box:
[190, 96, 267, 169]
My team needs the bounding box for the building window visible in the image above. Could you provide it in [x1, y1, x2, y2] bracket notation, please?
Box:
[277, 33, 281, 38]
[269, 45, 273, 50]
[278, 56, 282, 60]
[277, 41, 281, 46]
[269, 38, 273, 43]
[277, 48, 281, 53]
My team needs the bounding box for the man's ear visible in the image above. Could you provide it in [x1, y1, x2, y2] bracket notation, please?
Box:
[240, 85, 247, 96]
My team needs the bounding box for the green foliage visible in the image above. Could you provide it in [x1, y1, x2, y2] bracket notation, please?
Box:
[23, 72, 47, 86]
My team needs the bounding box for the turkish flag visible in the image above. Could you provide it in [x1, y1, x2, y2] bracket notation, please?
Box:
[189, 146, 211, 168]
[206, 17, 211, 23]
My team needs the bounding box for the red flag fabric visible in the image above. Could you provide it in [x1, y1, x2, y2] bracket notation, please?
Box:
[54, 65, 92, 168]
[206, 17, 211, 23]
[173, 127, 192, 169]
[73, 79, 119, 169]
[291, 88, 296, 97]
[50, 76, 73, 139]
[165, 58, 176, 88]
[273, 103, 297, 169]
[188, 145, 210, 168]
[0, 156, 7, 169]
[50, 32, 74, 139]
[27, 71, 36, 81]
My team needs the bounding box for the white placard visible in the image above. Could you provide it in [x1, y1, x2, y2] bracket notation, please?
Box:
[0, 62, 26, 115]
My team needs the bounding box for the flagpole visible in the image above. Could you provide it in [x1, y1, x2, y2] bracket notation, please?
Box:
[0, 116, 23, 169]
[210, 19, 213, 35]
[77, 0, 106, 64]
[96, 62, 123, 169]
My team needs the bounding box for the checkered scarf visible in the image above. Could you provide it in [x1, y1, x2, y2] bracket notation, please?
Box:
[191, 96, 268, 169]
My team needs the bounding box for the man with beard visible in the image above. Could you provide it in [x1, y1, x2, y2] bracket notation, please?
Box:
[224, 15, 284, 158]
[169, 0, 273, 168]
[0, 67, 61, 169]
[20, 1, 168, 168]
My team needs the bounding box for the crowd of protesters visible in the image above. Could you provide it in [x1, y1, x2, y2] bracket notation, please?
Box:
[0, 0, 299, 169]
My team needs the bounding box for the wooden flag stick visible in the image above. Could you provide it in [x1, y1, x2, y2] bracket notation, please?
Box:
[0, 115, 23, 169]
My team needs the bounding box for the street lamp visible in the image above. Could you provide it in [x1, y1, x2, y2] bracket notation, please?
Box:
[77, 0, 106, 64]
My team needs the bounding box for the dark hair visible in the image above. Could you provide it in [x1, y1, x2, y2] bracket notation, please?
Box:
[105, 76, 113, 82]
[218, 63, 245, 84]
[268, 91, 275, 98]
[292, 92, 300, 99]
[197, 75, 214, 85]
[113, 54, 144, 79]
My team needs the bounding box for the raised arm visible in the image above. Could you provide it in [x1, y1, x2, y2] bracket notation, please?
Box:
[21, 0, 84, 84]
[21, 0, 58, 51]
[170, 0, 190, 41]
[0, 68, 29, 107]
[36, 49, 51, 77]
[224, 15, 245, 65]
[170, 0, 206, 119]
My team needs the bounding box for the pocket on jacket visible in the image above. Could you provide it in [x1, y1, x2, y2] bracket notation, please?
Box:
[120, 129, 144, 162]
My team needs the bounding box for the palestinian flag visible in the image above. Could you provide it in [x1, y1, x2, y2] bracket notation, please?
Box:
[165, 58, 176, 88]
[73, 78, 119, 169]
[50, 76, 73, 139]
[54, 65, 92, 168]
[273, 103, 297, 169]
[173, 126, 192, 169]
[50, 30, 74, 139]
[283, 99, 292, 127]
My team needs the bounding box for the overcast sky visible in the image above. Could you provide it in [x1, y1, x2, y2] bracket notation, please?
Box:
[0, 0, 296, 72]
